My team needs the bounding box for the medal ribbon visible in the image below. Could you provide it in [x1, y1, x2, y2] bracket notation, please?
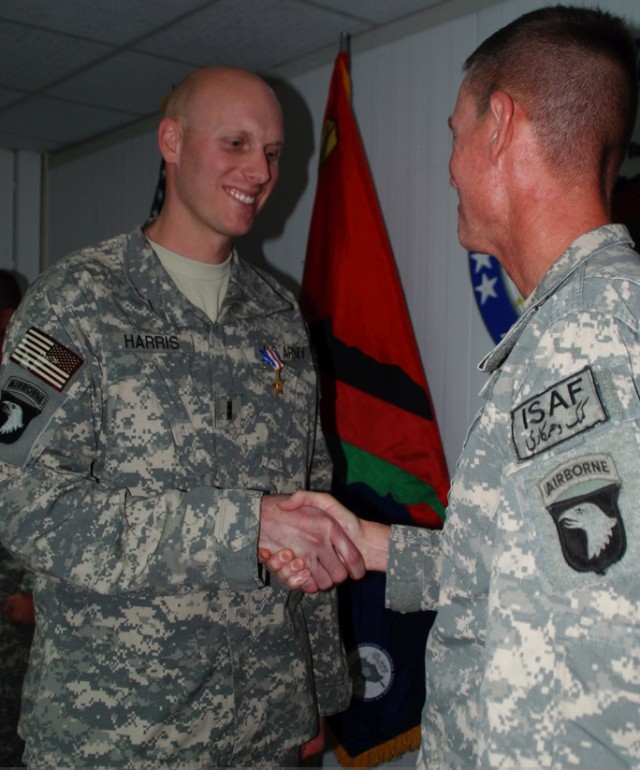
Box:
[259, 346, 285, 397]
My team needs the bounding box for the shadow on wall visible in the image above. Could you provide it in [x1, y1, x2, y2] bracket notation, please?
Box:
[0, 272, 29, 304]
[236, 77, 315, 298]
[613, 172, 640, 249]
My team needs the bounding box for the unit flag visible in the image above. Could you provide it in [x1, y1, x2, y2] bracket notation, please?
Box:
[301, 49, 450, 767]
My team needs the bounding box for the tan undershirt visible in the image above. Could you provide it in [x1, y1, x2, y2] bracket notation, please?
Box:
[149, 239, 231, 323]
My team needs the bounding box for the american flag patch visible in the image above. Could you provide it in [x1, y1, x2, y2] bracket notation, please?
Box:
[10, 327, 84, 392]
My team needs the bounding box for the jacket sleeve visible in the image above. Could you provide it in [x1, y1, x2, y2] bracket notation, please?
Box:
[296, 392, 352, 715]
[301, 589, 352, 716]
[0, 277, 264, 596]
[386, 524, 443, 613]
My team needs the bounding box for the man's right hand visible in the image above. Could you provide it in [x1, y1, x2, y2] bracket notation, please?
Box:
[259, 492, 391, 593]
[258, 494, 366, 592]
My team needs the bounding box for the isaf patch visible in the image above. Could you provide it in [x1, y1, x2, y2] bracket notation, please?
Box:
[0, 376, 48, 445]
[511, 367, 607, 460]
[539, 454, 626, 575]
[10, 327, 83, 392]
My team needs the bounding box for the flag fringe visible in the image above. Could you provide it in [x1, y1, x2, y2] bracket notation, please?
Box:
[329, 724, 420, 768]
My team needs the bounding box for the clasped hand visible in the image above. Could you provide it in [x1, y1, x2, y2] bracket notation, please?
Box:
[258, 491, 367, 593]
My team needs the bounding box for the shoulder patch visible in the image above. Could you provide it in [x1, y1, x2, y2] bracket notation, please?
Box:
[10, 327, 83, 392]
[0, 377, 48, 444]
[539, 453, 625, 575]
[511, 367, 607, 460]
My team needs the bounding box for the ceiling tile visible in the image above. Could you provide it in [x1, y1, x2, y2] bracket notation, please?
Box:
[0, 21, 113, 92]
[134, 0, 371, 71]
[0, 87, 26, 111]
[46, 52, 195, 115]
[0, 0, 212, 46]
[312, 0, 446, 25]
[0, 0, 466, 153]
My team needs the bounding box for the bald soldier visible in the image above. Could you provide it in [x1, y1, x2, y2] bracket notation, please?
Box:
[0, 67, 364, 768]
[264, 6, 640, 769]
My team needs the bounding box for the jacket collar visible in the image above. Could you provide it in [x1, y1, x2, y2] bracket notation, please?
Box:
[478, 224, 633, 374]
[123, 228, 293, 325]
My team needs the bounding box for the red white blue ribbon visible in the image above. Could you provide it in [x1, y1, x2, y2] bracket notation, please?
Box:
[259, 346, 285, 396]
[260, 346, 284, 371]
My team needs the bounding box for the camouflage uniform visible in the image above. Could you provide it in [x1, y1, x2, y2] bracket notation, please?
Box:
[0, 229, 350, 768]
[387, 225, 640, 768]
[0, 547, 34, 768]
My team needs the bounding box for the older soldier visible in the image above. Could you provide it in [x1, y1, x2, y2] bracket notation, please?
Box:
[265, 6, 640, 769]
[0, 68, 364, 768]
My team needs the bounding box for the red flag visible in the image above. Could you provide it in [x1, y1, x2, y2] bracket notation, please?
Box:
[301, 51, 449, 766]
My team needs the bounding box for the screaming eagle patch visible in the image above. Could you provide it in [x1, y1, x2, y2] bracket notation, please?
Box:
[539, 454, 626, 575]
[0, 376, 48, 444]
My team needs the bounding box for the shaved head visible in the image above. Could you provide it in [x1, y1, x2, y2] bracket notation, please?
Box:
[165, 67, 281, 129]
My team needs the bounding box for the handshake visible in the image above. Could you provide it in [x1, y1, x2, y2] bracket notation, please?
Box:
[258, 491, 390, 593]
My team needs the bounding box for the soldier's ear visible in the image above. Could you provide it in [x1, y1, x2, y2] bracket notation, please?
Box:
[488, 90, 515, 162]
[158, 118, 182, 164]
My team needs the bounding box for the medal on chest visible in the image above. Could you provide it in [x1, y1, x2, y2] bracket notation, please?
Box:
[260, 346, 285, 397]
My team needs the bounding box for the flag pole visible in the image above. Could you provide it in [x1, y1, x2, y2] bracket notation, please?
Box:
[340, 32, 350, 53]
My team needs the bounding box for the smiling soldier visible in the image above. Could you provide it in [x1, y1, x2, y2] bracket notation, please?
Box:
[0, 67, 365, 769]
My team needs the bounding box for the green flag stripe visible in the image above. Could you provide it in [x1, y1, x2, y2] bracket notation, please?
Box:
[340, 440, 446, 516]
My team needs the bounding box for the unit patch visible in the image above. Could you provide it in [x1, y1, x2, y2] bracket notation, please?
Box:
[0, 376, 48, 444]
[511, 367, 607, 460]
[10, 327, 83, 392]
[348, 643, 395, 702]
[539, 453, 626, 575]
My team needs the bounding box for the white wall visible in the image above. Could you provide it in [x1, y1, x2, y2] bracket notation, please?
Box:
[46, 130, 161, 263]
[0, 150, 14, 272]
[0, 149, 42, 293]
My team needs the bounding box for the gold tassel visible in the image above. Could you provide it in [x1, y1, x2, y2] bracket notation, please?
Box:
[328, 723, 421, 768]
